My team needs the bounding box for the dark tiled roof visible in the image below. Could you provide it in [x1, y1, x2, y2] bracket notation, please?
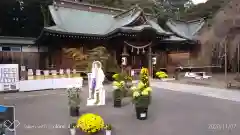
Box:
[0, 36, 35, 44]
[43, 3, 169, 36]
[166, 18, 205, 40]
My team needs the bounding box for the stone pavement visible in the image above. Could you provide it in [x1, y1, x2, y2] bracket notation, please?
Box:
[151, 81, 240, 102]
[1, 84, 240, 135]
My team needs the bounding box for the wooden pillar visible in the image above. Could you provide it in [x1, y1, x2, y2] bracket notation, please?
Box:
[148, 46, 152, 78]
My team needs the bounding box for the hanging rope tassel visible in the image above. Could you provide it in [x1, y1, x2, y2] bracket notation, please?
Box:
[137, 49, 139, 54]
[142, 48, 145, 53]
[131, 47, 134, 52]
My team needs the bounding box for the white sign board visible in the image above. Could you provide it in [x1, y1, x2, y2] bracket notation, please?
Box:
[0, 64, 19, 91]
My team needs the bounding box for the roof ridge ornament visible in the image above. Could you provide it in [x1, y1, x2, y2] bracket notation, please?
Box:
[53, 1, 59, 10]
[130, 4, 143, 17]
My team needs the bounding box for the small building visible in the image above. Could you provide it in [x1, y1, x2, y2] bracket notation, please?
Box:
[0, 36, 48, 69]
[36, 0, 204, 75]
[165, 19, 205, 66]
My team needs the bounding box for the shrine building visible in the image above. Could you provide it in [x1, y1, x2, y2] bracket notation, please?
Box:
[35, 0, 204, 76]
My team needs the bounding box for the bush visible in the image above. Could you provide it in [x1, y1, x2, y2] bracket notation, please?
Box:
[156, 71, 168, 79]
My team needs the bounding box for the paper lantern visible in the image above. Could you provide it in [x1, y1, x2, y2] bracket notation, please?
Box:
[121, 57, 127, 65]
[152, 57, 157, 65]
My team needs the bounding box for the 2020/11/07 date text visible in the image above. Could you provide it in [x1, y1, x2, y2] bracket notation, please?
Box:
[208, 124, 237, 130]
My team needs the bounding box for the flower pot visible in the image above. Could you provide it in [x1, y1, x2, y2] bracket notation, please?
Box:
[105, 130, 112, 135]
[113, 99, 121, 107]
[135, 107, 148, 120]
[69, 107, 79, 117]
[113, 89, 122, 107]
[70, 128, 76, 135]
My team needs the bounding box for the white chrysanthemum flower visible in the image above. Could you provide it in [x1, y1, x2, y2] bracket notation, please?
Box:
[113, 85, 118, 89]
[130, 86, 137, 91]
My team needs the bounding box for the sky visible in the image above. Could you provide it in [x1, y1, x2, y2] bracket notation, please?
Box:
[191, 0, 208, 4]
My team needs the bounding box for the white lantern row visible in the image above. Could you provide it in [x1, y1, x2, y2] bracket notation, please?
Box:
[27, 68, 79, 80]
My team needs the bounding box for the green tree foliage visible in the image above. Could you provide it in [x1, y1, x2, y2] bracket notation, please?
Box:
[0, 0, 50, 37]
[180, 0, 229, 20]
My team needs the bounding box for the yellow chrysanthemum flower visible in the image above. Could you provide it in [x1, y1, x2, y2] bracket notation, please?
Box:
[112, 80, 124, 89]
[112, 74, 119, 79]
[140, 68, 148, 74]
[137, 81, 145, 89]
[133, 91, 140, 97]
[156, 71, 168, 78]
[141, 90, 149, 96]
[130, 86, 137, 91]
[144, 87, 152, 92]
[112, 81, 119, 86]
[120, 81, 125, 85]
[77, 113, 104, 134]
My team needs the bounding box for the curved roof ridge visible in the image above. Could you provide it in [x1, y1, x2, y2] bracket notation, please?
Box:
[58, 0, 125, 12]
[56, 0, 153, 17]
[113, 4, 142, 19]
[168, 18, 205, 24]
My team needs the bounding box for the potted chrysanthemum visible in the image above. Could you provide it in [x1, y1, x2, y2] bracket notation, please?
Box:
[112, 77, 125, 107]
[131, 68, 152, 120]
[104, 124, 112, 135]
[69, 123, 76, 135]
[67, 87, 81, 117]
[77, 113, 105, 134]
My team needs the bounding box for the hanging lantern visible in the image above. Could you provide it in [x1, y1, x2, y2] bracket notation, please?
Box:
[152, 57, 157, 65]
[121, 57, 127, 65]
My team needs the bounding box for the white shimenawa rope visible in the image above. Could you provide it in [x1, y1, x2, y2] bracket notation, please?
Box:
[124, 41, 152, 54]
[124, 41, 152, 49]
